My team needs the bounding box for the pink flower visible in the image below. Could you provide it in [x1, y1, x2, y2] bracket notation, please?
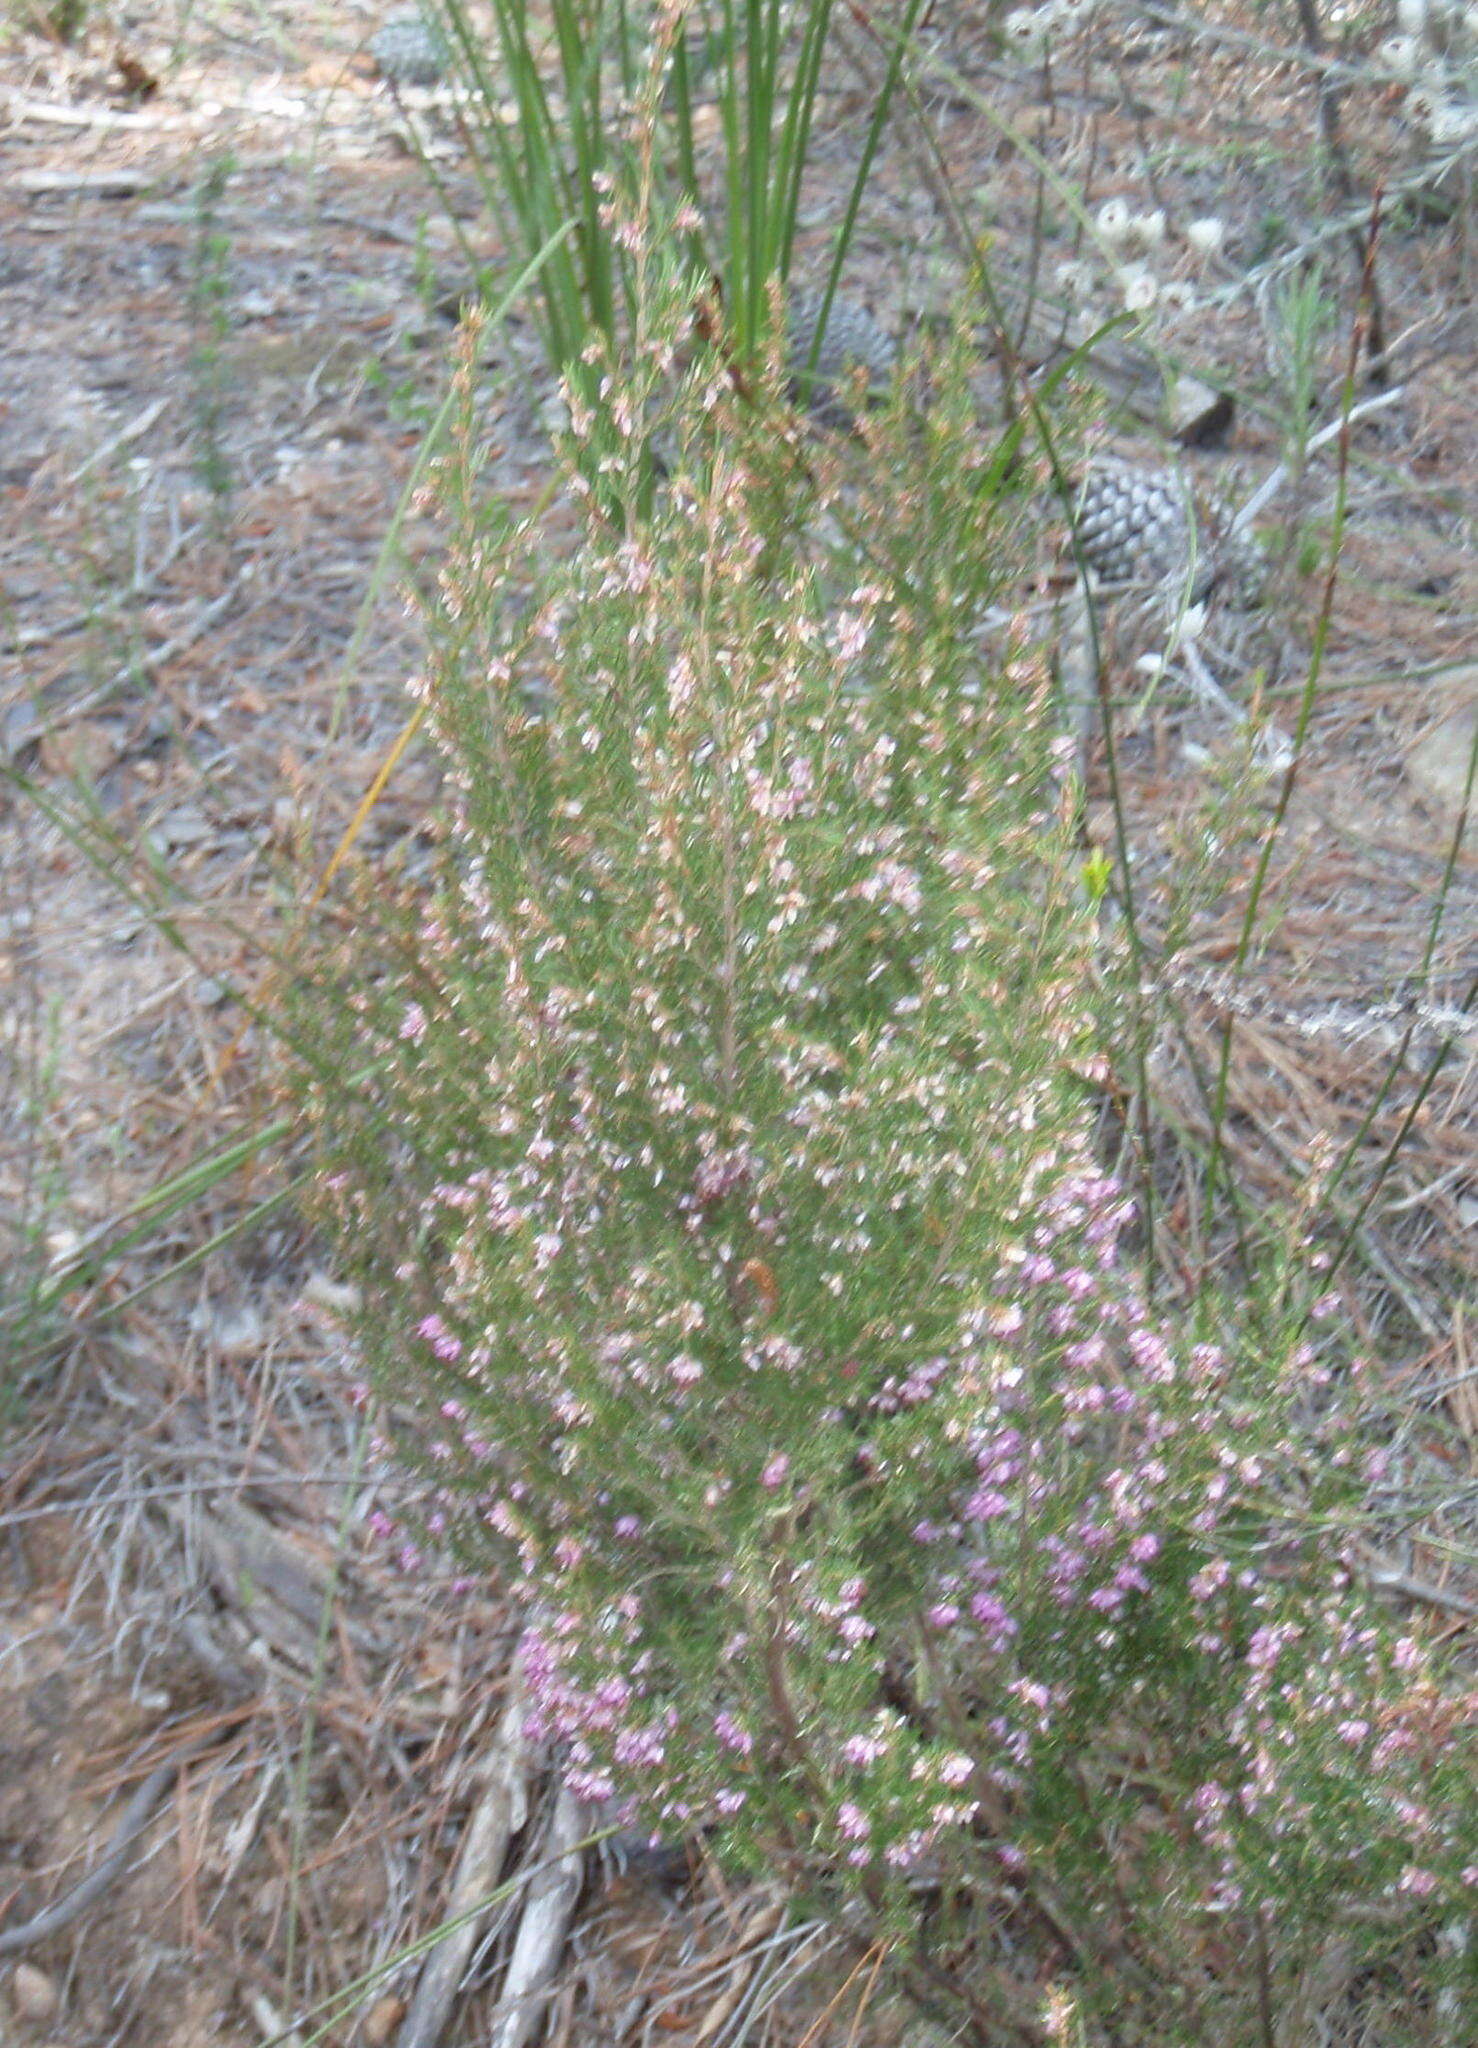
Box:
[931, 1799, 978, 1828]
[1065, 1336, 1108, 1371]
[417, 1313, 462, 1363]
[969, 1592, 1017, 1641]
[1127, 1328, 1174, 1379]
[614, 1726, 667, 1768]
[1189, 1560, 1231, 1602]
[1193, 1783, 1227, 1819]
[714, 1712, 753, 1756]
[692, 1149, 751, 1206]
[842, 1731, 888, 1768]
[761, 1454, 789, 1491]
[837, 1801, 871, 1841]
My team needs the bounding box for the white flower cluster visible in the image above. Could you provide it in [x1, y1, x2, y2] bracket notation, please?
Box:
[1051, 198, 1227, 330]
[1375, 0, 1478, 148]
[1001, 0, 1100, 57]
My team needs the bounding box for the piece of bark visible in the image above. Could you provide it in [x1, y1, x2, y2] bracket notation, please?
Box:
[1000, 280, 1235, 445]
[396, 1655, 532, 2048]
[486, 1783, 588, 2048]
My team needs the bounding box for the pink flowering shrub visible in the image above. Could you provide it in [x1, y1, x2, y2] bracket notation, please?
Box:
[302, 315, 1477, 2034]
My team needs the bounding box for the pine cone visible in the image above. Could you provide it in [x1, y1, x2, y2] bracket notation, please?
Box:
[1070, 460, 1261, 608]
[785, 291, 897, 428]
[371, 11, 449, 86]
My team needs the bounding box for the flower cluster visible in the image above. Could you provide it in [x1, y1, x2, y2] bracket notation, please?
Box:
[1377, 0, 1478, 146]
[300, 291, 1478, 2034]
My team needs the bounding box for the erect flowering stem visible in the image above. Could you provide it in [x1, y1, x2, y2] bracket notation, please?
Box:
[759, 1547, 830, 1815]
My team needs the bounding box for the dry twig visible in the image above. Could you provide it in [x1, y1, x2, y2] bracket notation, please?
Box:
[397, 1651, 533, 2048]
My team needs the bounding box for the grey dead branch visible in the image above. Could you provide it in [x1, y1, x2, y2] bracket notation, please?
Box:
[396, 1656, 531, 2048]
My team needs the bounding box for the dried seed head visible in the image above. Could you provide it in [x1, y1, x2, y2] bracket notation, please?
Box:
[1073, 462, 1191, 589]
[1426, 97, 1478, 143]
[1095, 198, 1134, 246]
[1185, 216, 1226, 260]
[1377, 33, 1425, 76]
[785, 291, 897, 428]
[371, 11, 449, 86]
[1070, 461, 1262, 608]
[1003, 6, 1050, 49]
